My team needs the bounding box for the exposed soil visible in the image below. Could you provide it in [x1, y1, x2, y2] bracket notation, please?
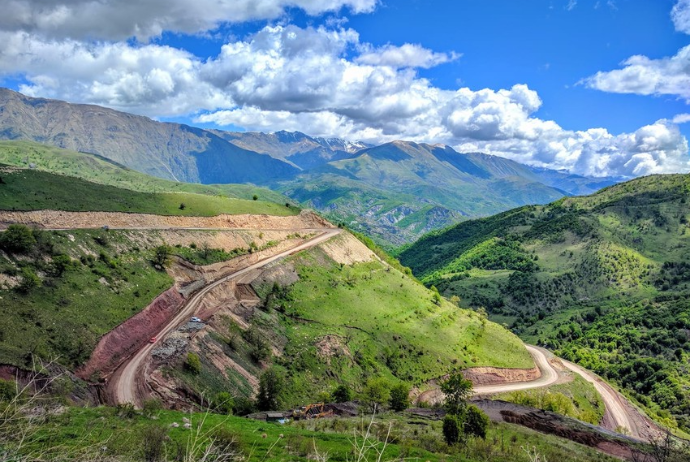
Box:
[464, 364, 540, 386]
[474, 399, 640, 460]
[318, 232, 376, 264]
[0, 209, 331, 230]
[76, 287, 185, 382]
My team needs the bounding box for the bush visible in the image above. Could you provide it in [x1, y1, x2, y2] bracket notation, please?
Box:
[0, 225, 36, 254]
[152, 245, 171, 270]
[0, 379, 16, 402]
[332, 384, 352, 403]
[185, 352, 201, 375]
[142, 398, 163, 417]
[442, 414, 462, 445]
[464, 405, 489, 439]
[17, 267, 40, 293]
[389, 383, 410, 412]
[50, 254, 73, 277]
[213, 392, 234, 415]
[141, 425, 168, 462]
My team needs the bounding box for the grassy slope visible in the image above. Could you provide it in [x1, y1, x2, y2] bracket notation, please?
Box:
[13, 405, 622, 462]
[398, 174, 690, 432]
[0, 140, 294, 214]
[183, 240, 532, 410]
[0, 229, 173, 368]
[0, 166, 297, 217]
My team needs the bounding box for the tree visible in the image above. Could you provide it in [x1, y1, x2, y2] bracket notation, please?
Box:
[362, 377, 391, 411]
[252, 194, 258, 201]
[152, 245, 171, 270]
[442, 414, 462, 445]
[178, 203, 186, 210]
[0, 224, 36, 254]
[389, 383, 410, 412]
[256, 368, 284, 411]
[440, 370, 473, 415]
[332, 384, 352, 403]
[464, 405, 489, 439]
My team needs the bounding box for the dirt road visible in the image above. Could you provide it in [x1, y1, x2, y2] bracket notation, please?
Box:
[473, 345, 558, 394]
[110, 228, 341, 407]
[561, 358, 658, 441]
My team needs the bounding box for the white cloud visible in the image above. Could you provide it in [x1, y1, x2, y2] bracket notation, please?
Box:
[673, 113, 690, 124]
[567, 0, 577, 11]
[1, 24, 688, 178]
[0, 0, 378, 41]
[356, 43, 460, 69]
[672, 0, 690, 34]
[582, 45, 690, 103]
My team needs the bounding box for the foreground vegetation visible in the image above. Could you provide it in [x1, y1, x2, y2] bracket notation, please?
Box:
[398, 174, 690, 432]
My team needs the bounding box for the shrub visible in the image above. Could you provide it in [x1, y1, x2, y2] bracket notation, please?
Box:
[464, 405, 489, 439]
[442, 414, 462, 445]
[185, 352, 201, 375]
[141, 425, 168, 462]
[0, 224, 36, 254]
[389, 383, 410, 412]
[440, 370, 473, 415]
[213, 392, 234, 415]
[17, 267, 40, 293]
[332, 384, 352, 403]
[152, 245, 171, 270]
[50, 254, 73, 277]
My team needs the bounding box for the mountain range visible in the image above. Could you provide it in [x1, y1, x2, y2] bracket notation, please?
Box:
[0, 88, 618, 244]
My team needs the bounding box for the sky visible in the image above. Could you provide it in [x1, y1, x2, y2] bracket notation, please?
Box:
[1, 0, 690, 178]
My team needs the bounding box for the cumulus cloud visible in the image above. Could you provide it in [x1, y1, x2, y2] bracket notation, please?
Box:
[356, 43, 459, 69]
[1, 24, 688, 178]
[0, 0, 378, 41]
[582, 45, 690, 102]
[673, 0, 690, 34]
[674, 113, 690, 124]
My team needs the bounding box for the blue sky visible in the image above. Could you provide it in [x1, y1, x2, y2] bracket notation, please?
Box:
[1, 0, 690, 178]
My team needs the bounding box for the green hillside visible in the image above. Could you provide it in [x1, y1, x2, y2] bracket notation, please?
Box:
[277, 141, 567, 246]
[398, 174, 690, 432]
[0, 147, 298, 218]
[0, 140, 293, 207]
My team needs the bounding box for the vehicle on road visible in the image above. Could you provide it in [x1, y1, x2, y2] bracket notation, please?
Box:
[191, 317, 202, 323]
[149, 337, 156, 343]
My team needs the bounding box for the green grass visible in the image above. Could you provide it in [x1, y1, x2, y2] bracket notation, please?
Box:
[398, 173, 690, 432]
[0, 229, 174, 368]
[0, 166, 297, 216]
[241, 245, 533, 407]
[492, 374, 605, 425]
[0, 140, 291, 204]
[10, 404, 623, 462]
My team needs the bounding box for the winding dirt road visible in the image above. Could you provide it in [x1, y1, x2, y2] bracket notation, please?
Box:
[110, 228, 341, 407]
[473, 345, 559, 394]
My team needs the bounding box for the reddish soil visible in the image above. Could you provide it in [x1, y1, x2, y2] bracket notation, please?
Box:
[76, 288, 185, 381]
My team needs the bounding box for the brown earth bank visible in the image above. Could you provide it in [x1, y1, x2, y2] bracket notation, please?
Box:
[0, 209, 332, 230]
[76, 288, 185, 382]
[474, 399, 642, 460]
[464, 365, 541, 386]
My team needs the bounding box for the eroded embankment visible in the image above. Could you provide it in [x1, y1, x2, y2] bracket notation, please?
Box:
[77, 288, 185, 381]
[464, 365, 541, 386]
[0, 209, 332, 230]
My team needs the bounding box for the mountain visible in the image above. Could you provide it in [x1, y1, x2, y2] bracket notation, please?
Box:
[210, 129, 368, 170]
[0, 88, 299, 184]
[276, 141, 569, 245]
[398, 174, 690, 433]
[0, 88, 621, 246]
